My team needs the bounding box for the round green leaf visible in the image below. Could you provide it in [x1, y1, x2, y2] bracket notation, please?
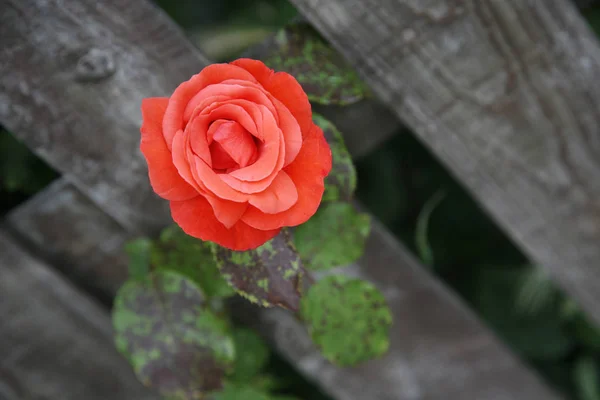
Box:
[213, 233, 304, 311]
[230, 328, 270, 382]
[301, 275, 392, 366]
[153, 225, 235, 299]
[294, 202, 371, 271]
[262, 22, 369, 105]
[112, 271, 235, 398]
[313, 114, 356, 203]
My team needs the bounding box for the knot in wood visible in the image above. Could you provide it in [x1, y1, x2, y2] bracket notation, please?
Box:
[75, 48, 116, 83]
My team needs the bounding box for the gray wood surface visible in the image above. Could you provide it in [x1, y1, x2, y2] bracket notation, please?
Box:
[0, 229, 159, 400]
[289, 0, 600, 326]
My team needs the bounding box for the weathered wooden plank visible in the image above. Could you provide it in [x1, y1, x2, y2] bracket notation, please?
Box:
[6, 192, 562, 400]
[289, 0, 600, 325]
[5, 178, 129, 297]
[0, 229, 159, 400]
[0, 0, 208, 232]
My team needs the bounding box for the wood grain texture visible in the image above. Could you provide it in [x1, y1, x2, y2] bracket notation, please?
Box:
[0, 229, 159, 400]
[0, 0, 209, 232]
[289, 0, 600, 325]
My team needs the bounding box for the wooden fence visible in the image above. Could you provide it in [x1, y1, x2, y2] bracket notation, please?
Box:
[0, 0, 599, 399]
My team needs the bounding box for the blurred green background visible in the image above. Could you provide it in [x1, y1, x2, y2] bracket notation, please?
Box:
[2, 1, 600, 399]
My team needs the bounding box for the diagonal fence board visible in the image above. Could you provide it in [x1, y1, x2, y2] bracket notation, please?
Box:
[0, 229, 160, 400]
[288, 0, 600, 326]
[6, 191, 562, 399]
[0, 0, 400, 236]
[0, 0, 209, 233]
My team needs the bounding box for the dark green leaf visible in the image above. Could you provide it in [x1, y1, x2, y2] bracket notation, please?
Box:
[213, 232, 304, 311]
[574, 356, 600, 400]
[294, 202, 370, 271]
[301, 275, 392, 366]
[474, 267, 573, 359]
[153, 225, 235, 299]
[211, 384, 271, 400]
[112, 271, 235, 399]
[571, 312, 600, 352]
[230, 328, 270, 382]
[125, 238, 152, 281]
[313, 114, 356, 203]
[414, 190, 445, 266]
[262, 22, 369, 105]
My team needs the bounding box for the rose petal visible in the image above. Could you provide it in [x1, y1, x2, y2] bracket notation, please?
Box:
[203, 194, 248, 229]
[171, 129, 203, 193]
[242, 123, 332, 229]
[227, 105, 282, 182]
[248, 171, 298, 214]
[232, 59, 313, 139]
[210, 141, 238, 170]
[212, 121, 257, 167]
[192, 155, 248, 202]
[185, 109, 213, 167]
[170, 196, 280, 251]
[184, 82, 277, 123]
[140, 98, 199, 201]
[163, 64, 258, 150]
[218, 130, 285, 194]
[208, 79, 302, 166]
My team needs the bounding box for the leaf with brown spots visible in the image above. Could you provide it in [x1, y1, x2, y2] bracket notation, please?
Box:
[212, 232, 305, 311]
[112, 271, 235, 399]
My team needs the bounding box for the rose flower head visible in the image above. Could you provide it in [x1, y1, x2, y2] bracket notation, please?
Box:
[140, 59, 332, 250]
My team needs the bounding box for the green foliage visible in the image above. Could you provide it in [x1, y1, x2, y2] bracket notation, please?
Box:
[212, 232, 304, 310]
[112, 271, 235, 398]
[263, 22, 369, 105]
[125, 238, 152, 281]
[230, 328, 271, 382]
[474, 267, 573, 360]
[294, 202, 370, 271]
[301, 275, 392, 366]
[414, 190, 445, 266]
[571, 312, 600, 352]
[153, 225, 235, 299]
[0, 130, 57, 195]
[574, 356, 600, 400]
[212, 384, 273, 400]
[313, 113, 356, 203]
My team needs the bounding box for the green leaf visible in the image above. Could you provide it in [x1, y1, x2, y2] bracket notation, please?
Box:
[262, 22, 369, 105]
[574, 356, 600, 400]
[414, 190, 445, 266]
[313, 114, 356, 203]
[571, 312, 600, 352]
[153, 225, 235, 299]
[514, 267, 558, 315]
[112, 271, 235, 398]
[474, 267, 573, 359]
[230, 328, 270, 382]
[212, 384, 271, 400]
[213, 232, 304, 311]
[125, 238, 152, 281]
[294, 202, 370, 271]
[301, 275, 392, 366]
